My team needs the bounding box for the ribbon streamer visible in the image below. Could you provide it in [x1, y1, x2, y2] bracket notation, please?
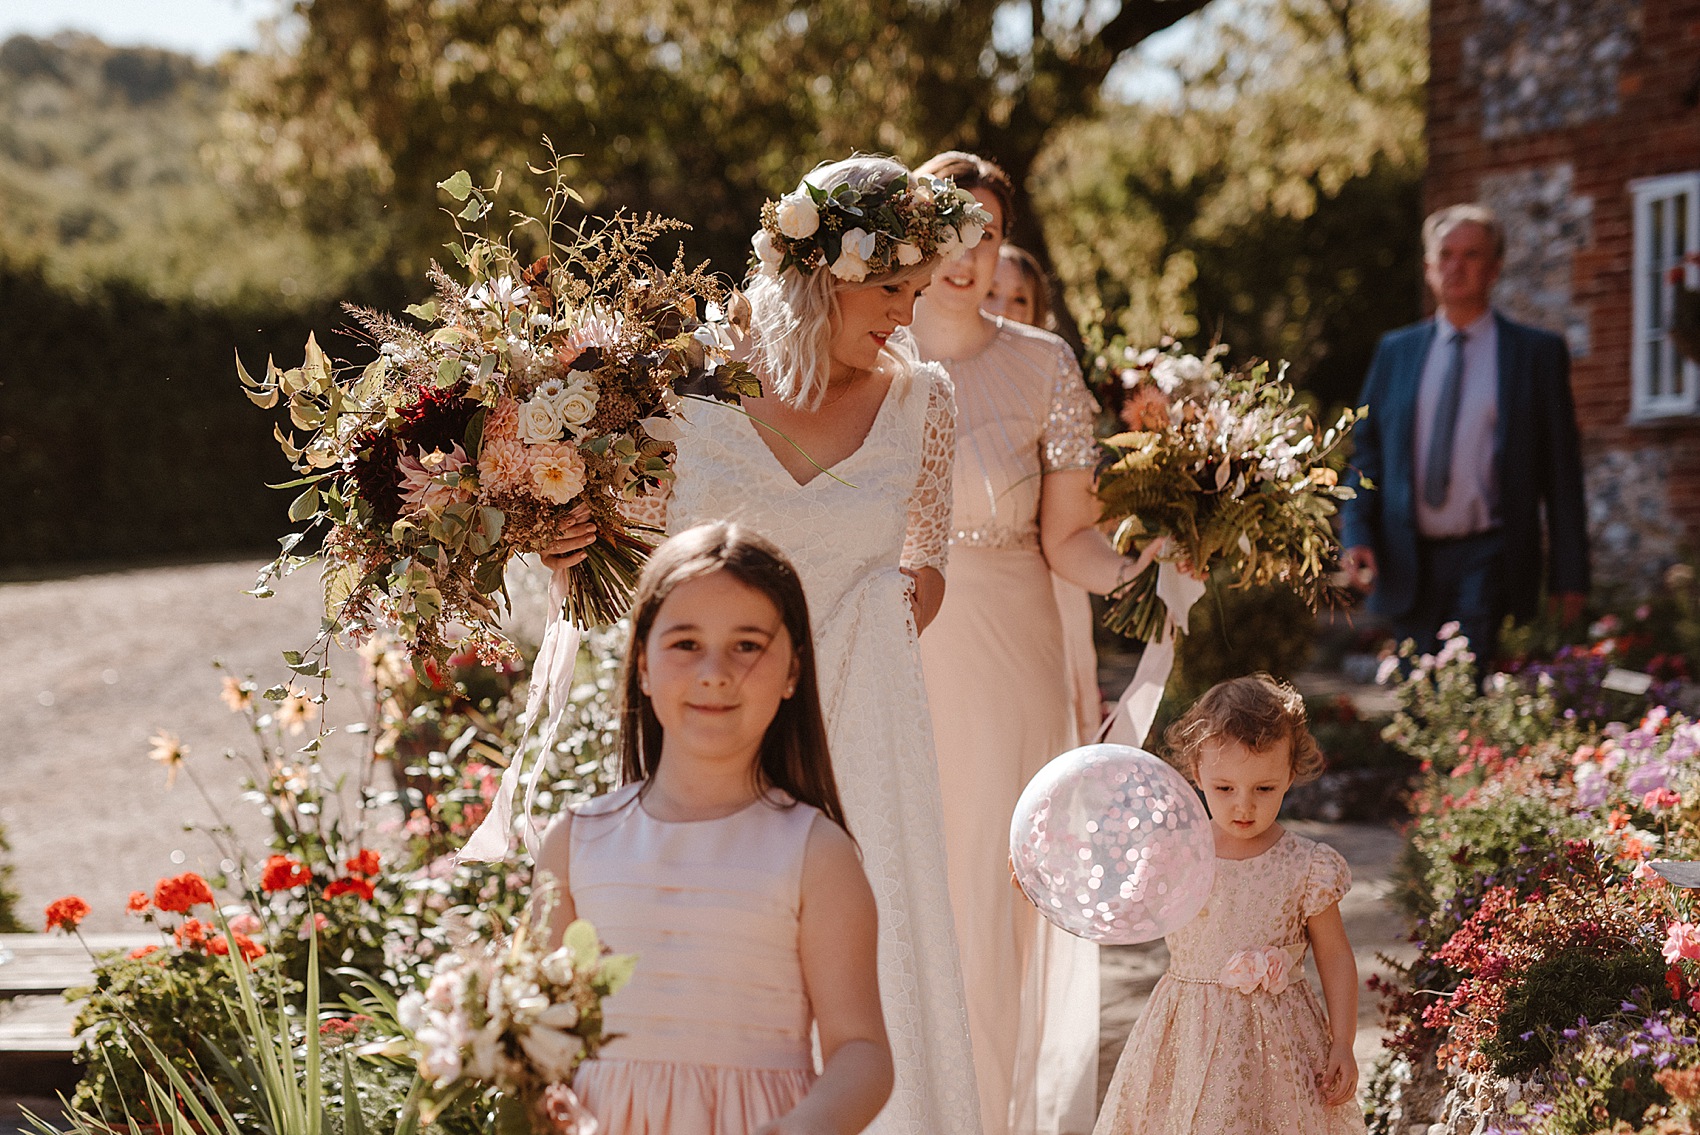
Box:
[458, 568, 583, 863]
[1098, 560, 1208, 748]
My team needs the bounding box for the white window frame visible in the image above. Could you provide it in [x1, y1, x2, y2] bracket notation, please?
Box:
[1630, 171, 1700, 420]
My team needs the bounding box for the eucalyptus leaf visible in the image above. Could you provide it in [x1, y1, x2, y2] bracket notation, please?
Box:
[438, 170, 474, 201]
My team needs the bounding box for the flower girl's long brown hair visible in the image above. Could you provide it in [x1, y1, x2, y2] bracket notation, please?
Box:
[617, 521, 849, 831]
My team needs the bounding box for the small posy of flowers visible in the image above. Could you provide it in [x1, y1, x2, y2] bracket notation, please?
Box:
[240, 149, 760, 667]
[1083, 337, 1360, 642]
[398, 915, 634, 1131]
[751, 169, 994, 282]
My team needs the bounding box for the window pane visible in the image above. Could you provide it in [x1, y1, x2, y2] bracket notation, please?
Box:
[1650, 338, 1665, 398]
[1678, 193, 1690, 260]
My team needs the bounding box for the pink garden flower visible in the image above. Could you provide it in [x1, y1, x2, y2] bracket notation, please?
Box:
[1644, 787, 1683, 813]
[1663, 921, 1700, 965]
[397, 444, 472, 515]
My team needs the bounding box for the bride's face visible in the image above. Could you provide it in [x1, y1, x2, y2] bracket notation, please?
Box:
[927, 188, 1006, 315]
[828, 276, 929, 378]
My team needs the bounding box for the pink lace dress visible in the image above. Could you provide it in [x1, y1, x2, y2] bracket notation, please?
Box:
[917, 318, 1104, 1135]
[1093, 831, 1368, 1135]
[568, 783, 821, 1133]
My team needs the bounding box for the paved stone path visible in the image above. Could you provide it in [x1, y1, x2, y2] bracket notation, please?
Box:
[0, 560, 1416, 1126]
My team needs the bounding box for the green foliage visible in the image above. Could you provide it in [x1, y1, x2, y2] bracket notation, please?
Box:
[0, 33, 367, 305]
[1482, 947, 1673, 1078]
[66, 948, 269, 1119]
[0, 259, 405, 568]
[1035, 0, 1426, 404]
[222, 0, 1217, 292]
[0, 822, 24, 932]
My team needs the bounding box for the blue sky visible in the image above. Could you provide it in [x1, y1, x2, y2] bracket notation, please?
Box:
[0, 0, 270, 59]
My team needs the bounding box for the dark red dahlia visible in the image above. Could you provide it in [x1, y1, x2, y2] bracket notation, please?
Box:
[348, 381, 479, 527]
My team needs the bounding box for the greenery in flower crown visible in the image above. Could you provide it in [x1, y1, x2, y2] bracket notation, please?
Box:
[750, 170, 993, 283]
[239, 146, 760, 668]
[1085, 335, 1362, 642]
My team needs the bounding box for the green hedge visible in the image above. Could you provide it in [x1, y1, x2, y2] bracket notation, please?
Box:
[0, 263, 402, 570]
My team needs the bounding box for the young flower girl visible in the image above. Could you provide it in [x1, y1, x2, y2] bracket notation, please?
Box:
[534, 522, 893, 1134]
[1094, 674, 1368, 1135]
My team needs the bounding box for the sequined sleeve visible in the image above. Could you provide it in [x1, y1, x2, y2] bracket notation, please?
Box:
[1042, 341, 1101, 473]
[900, 362, 957, 574]
[1302, 840, 1353, 919]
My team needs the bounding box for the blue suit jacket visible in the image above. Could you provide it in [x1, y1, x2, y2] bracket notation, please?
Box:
[1341, 313, 1590, 621]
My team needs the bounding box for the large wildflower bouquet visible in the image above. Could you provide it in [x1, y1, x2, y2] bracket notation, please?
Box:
[241, 156, 757, 665]
[398, 916, 633, 1134]
[1087, 338, 1361, 642]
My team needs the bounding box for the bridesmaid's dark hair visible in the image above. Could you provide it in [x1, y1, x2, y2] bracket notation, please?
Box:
[916, 150, 1016, 237]
[618, 521, 849, 832]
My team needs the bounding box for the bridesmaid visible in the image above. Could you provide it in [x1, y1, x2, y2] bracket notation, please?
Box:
[980, 242, 1102, 744]
[908, 152, 1156, 1135]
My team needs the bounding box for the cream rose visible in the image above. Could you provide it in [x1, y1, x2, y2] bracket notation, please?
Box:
[774, 193, 820, 239]
[829, 248, 868, 282]
[960, 222, 986, 250]
[517, 396, 564, 444]
[895, 241, 925, 266]
[556, 378, 598, 431]
[751, 228, 783, 272]
[841, 227, 877, 261]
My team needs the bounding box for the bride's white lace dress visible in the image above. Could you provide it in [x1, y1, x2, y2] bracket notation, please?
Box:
[634, 359, 982, 1135]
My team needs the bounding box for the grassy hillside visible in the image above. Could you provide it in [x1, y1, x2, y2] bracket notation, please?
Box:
[0, 32, 365, 304]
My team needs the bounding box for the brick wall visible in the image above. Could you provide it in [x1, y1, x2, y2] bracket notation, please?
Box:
[1428, 0, 1700, 589]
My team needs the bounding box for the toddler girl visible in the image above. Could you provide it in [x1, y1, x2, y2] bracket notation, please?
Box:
[534, 522, 893, 1134]
[1094, 674, 1367, 1135]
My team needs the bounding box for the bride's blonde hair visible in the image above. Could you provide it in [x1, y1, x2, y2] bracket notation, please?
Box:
[746, 155, 939, 411]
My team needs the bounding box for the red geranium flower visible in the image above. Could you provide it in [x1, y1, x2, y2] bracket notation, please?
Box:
[126, 891, 151, 914]
[344, 849, 381, 878]
[44, 896, 90, 933]
[128, 944, 160, 960]
[324, 876, 376, 902]
[174, 918, 209, 949]
[261, 855, 312, 892]
[154, 872, 215, 914]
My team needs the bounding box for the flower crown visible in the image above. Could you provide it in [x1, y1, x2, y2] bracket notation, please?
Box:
[750, 171, 994, 283]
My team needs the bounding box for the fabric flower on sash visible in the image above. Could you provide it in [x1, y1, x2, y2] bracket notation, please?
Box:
[1219, 945, 1295, 995]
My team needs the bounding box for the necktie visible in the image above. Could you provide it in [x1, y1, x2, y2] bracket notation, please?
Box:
[1423, 330, 1467, 508]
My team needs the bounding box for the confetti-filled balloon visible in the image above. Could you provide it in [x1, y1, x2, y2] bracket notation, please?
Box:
[1010, 744, 1216, 944]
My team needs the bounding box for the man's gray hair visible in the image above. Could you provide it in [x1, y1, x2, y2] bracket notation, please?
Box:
[1422, 203, 1506, 262]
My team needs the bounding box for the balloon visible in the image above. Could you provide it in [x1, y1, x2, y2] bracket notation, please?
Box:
[1010, 743, 1216, 945]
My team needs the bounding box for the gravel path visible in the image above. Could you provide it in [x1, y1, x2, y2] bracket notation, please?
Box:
[0, 559, 1413, 1122]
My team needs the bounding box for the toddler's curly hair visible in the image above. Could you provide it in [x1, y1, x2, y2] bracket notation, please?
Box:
[1164, 673, 1325, 785]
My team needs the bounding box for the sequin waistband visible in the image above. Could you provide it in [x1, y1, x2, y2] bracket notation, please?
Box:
[948, 526, 1040, 551]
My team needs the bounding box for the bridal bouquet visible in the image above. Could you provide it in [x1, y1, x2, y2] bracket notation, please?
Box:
[398, 917, 634, 1133]
[1088, 338, 1360, 642]
[241, 155, 757, 665]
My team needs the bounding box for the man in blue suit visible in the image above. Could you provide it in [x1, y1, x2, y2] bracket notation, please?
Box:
[1342, 204, 1589, 664]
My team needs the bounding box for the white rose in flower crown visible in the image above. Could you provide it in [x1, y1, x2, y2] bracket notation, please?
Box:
[830, 248, 869, 282]
[517, 396, 564, 444]
[895, 241, 924, 266]
[960, 222, 986, 250]
[752, 228, 783, 272]
[935, 225, 962, 260]
[775, 193, 821, 239]
[841, 227, 877, 261]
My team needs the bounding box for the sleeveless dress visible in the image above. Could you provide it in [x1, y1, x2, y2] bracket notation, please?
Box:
[1093, 831, 1368, 1135]
[569, 783, 819, 1131]
[635, 359, 982, 1135]
[917, 319, 1102, 1135]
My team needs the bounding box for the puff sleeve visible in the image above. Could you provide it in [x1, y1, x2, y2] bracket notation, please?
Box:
[1301, 840, 1352, 920]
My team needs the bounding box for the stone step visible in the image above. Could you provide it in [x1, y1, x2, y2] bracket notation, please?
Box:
[0, 933, 156, 1099]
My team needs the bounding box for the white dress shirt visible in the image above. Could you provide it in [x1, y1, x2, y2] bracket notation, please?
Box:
[1412, 310, 1500, 539]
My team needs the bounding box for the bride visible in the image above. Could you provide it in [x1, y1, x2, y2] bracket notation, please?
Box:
[548, 154, 991, 1135]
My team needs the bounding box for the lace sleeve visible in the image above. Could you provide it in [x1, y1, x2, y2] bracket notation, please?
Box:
[900, 363, 956, 574]
[1042, 342, 1101, 473]
[619, 478, 671, 531]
